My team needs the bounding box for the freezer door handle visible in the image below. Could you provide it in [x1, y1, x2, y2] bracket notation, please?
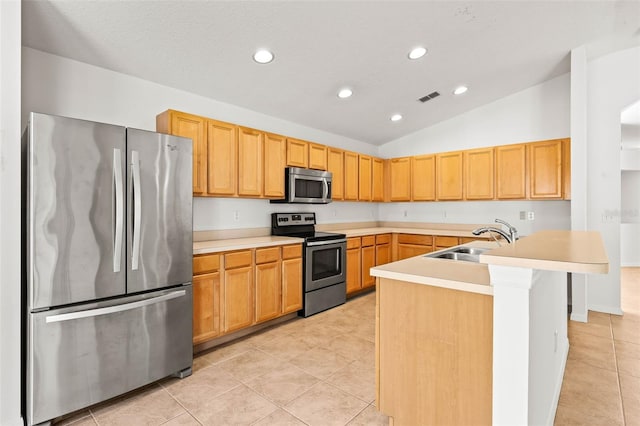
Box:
[45, 289, 186, 323]
[131, 150, 142, 270]
[113, 148, 123, 272]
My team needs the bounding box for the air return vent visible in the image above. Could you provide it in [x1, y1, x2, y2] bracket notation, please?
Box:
[418, 91, 440, 103]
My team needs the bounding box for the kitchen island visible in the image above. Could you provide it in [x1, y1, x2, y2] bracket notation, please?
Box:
[371, 230, 608, 426]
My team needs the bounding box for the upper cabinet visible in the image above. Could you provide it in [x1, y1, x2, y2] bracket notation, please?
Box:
[528, 139, 564, 199]
[359, 155, 372, 201]
[372, 157, 385, 202]
[237, 127, 263, 197]
[411, 154, 436, 201]
[389, 157, 412, 201]
[207, 119, 237, 196]
[308, 143, 328, 170]
[263, 133, 286, 199]
[327, 148, 344, 200]
[495, 144, 526, 199]
[436, 151, 463, 200]
[156, 110, 207, 194]
[464, 148, 494, 200]
[344, 151, 359, 201]
[286, 138, 308, 168]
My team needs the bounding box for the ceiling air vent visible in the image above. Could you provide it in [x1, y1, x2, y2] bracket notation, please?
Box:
[418, 91, 440, 103]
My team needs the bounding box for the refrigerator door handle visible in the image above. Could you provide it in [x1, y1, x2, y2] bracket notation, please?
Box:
[131, 150, 142, 270]
[45, 289, 186, 323]
[113, 148, 123, 272]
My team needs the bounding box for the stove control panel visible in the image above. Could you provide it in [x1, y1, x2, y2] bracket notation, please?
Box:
[272, 212, 316, 227]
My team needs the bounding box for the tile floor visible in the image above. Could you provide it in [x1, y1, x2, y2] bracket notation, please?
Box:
[55, 268, 639, 426]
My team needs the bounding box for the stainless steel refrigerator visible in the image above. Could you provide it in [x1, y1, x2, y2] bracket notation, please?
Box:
[22, 112, 193, 425]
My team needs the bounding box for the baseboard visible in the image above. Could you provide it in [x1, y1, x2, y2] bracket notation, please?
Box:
[570, 312, 588, 322]
[546, 337, 570, 426]
[588, 304, 624, 315]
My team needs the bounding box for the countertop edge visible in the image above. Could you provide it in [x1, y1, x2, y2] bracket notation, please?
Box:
[372, 268, 494, 296]
[194, 237, 304, 255]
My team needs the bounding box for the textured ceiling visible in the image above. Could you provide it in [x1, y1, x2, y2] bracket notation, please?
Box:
[22, 1, 640, 145]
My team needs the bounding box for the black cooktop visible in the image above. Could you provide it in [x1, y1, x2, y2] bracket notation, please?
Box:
[271, 213, 345, 242]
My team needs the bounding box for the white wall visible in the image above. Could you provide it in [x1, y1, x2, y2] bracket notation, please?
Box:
[621, 147, 640, 265]
[377, 74, 572, 234]
[0, 1, 24, 424]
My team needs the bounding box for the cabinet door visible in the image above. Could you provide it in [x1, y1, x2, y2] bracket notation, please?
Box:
[376, 243, 391, 266]
[287, 138, 308, 168]
[359, 155, 372, 201]
[346, 247, 361, 294]
[327, 148, 344, 200]
[495, 144, 526, 199]
[255, 261, 281, 323]
[464, 148, 495, 200]
[192, 272, 221, 344]
[390, 157, 412, 201]
[308, 143, 327, 170]
[238, 127, 263, 197]
[282, 257, 303, 314]
[361, 245, 376, 288]
[158, 110, 207, 195]
[411, 154, 435, 201]
[563, 139, 571, 200]
[529, 139, 563, 199]
[344, 151, 359, 201]
[207, 119, 237, 196]
[224, 266, 254, 332]
[372, 157, 385, 201]
[437, 151, 463, 200]
[397, 244, 432, 260]
[263, 133, 286, 198]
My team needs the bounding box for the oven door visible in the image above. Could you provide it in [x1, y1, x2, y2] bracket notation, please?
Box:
[304, 240, 346, 291]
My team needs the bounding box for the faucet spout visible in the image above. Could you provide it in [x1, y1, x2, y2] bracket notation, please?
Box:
[472, 226, 513, 244]
[495, 218, 519, 242]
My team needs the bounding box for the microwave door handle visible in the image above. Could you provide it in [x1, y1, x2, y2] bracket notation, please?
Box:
[323, 179, 329, 200]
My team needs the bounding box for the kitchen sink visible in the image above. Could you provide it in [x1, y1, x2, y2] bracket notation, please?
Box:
[424, 246, 489, 262]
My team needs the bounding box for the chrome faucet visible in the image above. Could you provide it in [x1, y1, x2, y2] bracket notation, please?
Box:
[472, 219, 519, 244]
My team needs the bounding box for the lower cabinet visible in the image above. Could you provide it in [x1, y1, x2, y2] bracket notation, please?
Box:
[192, 272, 221, 345]
[255, 247, 281, 324]
[224, 250, 254, 333]
[346, 237, 362, 294]
[396, 234, 434, 260]
[361, 236, 376, 289]
[347, 234, 391, 295]
[375, 234, 391, 266]
[282, 245, 303, 314]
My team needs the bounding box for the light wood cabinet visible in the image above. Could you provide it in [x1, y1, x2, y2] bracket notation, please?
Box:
[359, 155, 372, 201]
[263, 133, 286, 198]
[375, 234, 392, 266]
[434, 235, 460, 251]
[192, 252, 222, 345]
[238, 127, 263, 197]
[255, 247, 281, 323]
[464, 147, 495, 200]
[396, 234, 433, 260]
[436, 151, 463, 200]
[389, 157, 412, 201]
[372, 157, 385, 202]
[282, 245, 303, 314]
[495, 144, 526, 199]
[361, 236, 376, 289]
[346, 237, 361, 294]
[156, 110, 207, 195]
[308, 143, 327, 170]
[327, 148, 344, 200]
[411, 154, 436, 201]
[286, 138, 308, 168]
[207, 119, 237, 196]
[528, 139, 563, 199]
[344, 151, 359, 201]
[223, 250, 253, 333]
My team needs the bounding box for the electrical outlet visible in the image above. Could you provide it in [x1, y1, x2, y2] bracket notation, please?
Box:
[520, 211, 526, 220]
[403, 210, 408, 217]
[527, 211, 535, 220]
[234, 210, 239, 221]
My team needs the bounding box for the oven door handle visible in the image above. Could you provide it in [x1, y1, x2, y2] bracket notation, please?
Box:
[306, 239, 346, 247]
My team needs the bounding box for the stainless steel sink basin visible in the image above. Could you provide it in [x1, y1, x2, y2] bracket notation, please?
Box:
[424, 246, 489, 262]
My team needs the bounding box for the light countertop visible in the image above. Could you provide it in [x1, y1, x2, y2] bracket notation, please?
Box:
[193, 236, 304, 255]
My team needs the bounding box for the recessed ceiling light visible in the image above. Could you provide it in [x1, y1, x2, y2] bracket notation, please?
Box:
[408, 47, 427, 60]
[253, 49, 274, 64]
[390, 114, 403, 122]
[453, 86, 468, 95]
[337, 88, 353, 99]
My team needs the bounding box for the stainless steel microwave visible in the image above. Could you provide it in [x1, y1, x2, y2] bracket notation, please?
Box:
[271, 167, 332, 204]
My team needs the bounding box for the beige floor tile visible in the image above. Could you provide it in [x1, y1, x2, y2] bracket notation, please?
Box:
[251, 409, 306, 426]
[253, 332, 317, 360]
[612, 315, 640, 344]
[326, 360, 376, 403]
[91, 384, 186, 426]
[284, 382, 368, 426]
[554, 402, 622, 426]
[588, 311, 612, 326]
[289, 346, 353, 379]
[244, 363, 319, 405]
[557, 359, 623, 424]
[287, 324, 345, 348]
[52, 409, 93, 425]
[190, 385, 278, 426]
[326, 334, 375, 363]
[215, 348, 287, 382]
[567, 329, 617, 371]
[568, 317, 611, 339]
[620, 374, 640, 426]
[162, 365, 241, 411]
[161, 412, 202, 425]
[615, 339, 640, 378]
[198, 338, 256, 365]
[346, 404, 389, 426]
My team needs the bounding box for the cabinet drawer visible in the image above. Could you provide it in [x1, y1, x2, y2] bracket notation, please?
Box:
[460, 237, 481, 244]
[255, 247, 280, 264]
[282, 244, 302, 260]
[376, 234, 391, 244]
[225, 250, 252, 269]
[434, 236, 459, 248]
[361, 235, 376, 247]
[193, 253, 220, 275]
[347, 237, 361, 249]
[397, 234, 433, 246]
